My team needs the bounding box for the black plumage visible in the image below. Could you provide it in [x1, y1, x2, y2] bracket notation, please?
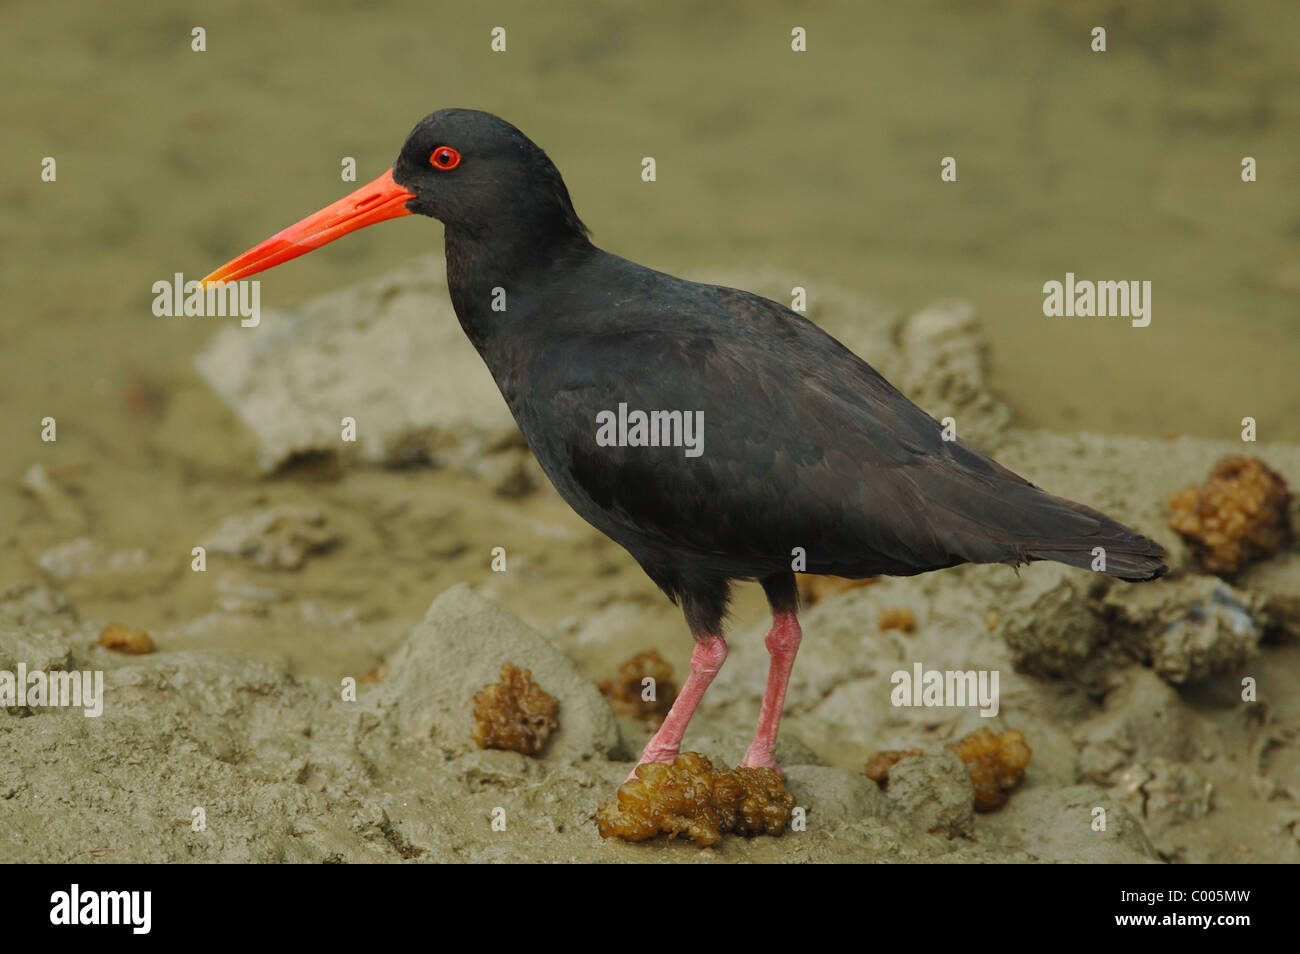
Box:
[206, 108, 1166, 774]
[394, 112, 1165, 639]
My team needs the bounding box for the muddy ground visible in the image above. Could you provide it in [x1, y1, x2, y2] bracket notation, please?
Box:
[2, 263, 1296, 863]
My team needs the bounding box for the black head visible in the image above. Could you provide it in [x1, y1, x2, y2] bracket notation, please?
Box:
[393, 109, 588, 241]
[202, 109, 589, 287]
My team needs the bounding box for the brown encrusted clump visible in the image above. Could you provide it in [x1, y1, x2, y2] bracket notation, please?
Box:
[796, 575, 877, 605]
[950, 727, 1032, 811]
[597, 650, 678, 729]
[1169, 456, 1291, 575]
[863, 748, 923, 785]
[877, 607, 916, 633]
[98, 623, 155, 655]
[596, 752, 796, 846]
[471, 663, 559, 755]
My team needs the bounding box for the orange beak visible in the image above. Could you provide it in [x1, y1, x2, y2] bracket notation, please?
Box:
[202, 169, 416, 285]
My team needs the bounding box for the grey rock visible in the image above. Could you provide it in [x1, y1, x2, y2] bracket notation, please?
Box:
[1230, 551, 1300, 640]
[203, 506, 339, 570]
[375, 584, 620, 760]
[999, 564, 1108, 680]
[1074, 668, 1209, 783]
[1104, 575, 1265, 684]
[1114, 758, 1214, 824]
[194, 257, 518, 473]
[784, 765, 896, 826]
[885, 749, 976, 839]
[897, 300, 1012, 452]
[981, 784, 1160, 863]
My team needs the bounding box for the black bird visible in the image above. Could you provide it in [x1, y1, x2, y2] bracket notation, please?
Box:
[204, 109, 1165, 776]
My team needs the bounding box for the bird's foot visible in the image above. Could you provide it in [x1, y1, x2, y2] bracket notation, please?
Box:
[739, 745, 783, 774]
[625, 739, 681, 781]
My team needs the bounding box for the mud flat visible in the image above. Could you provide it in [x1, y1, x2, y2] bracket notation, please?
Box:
[2, 262, 1295, 863]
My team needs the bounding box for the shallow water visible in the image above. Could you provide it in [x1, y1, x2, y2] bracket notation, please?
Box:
[2, 0, 1297, 650]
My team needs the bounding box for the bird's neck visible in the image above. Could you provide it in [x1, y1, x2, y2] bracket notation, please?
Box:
[442, 224, 594, 352]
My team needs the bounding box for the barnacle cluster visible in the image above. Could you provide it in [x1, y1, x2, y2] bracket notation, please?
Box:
[470, 663, 559, 755]
[1169, 456, 1291, 574]
[597, 752, 796, 846]
[98, 623, 155, 655]
[597, 650, 677, 728]
[951, 727, 1032, 811]
[877, 607, 916, 633]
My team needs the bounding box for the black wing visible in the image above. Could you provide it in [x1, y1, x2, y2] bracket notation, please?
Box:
[510, 278, 1164, 582]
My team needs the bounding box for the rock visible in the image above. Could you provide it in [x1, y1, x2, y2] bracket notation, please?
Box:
[998, 566, 1266, 688]
[1074, 668, 1208, 783]
[784, 765, 896, 827]
[897, 300, 1012, 451]
[0, 582, 79, 632]
[0, 583, 83, 673]
[203, 506, 339, 570]
[999, 564, 1108, 680]
[0, 623, 75, 676]
[1237, 552, 1300, 641]
[375, 584, 620, 760]
[1103, 576, 1265, 684]
[35, 538, 167, 599]
[1115, 758, 1214, 824]
[193, 257, 520, 473]
[1148, 603, 1259, 685]
[981, 785, 1160, 863]
[884, 749, 975, 838]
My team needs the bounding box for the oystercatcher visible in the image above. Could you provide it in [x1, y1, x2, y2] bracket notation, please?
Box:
[204, 109, 1165, 776]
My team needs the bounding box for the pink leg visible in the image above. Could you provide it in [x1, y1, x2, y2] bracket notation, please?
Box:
[627, 633, 727, 780]
[740, 611, 802, 770]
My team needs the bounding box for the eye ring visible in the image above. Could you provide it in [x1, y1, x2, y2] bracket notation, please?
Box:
[430, 146, 461, 171]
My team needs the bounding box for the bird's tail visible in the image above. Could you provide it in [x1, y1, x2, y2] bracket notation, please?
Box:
[907, 444, 1168, 582]
[1013, 492, 1167, 581]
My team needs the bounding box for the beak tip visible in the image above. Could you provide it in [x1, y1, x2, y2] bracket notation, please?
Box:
[199, 167, 411, 286]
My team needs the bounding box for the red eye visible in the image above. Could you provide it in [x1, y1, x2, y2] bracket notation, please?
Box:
[430, 146, 461, 170]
